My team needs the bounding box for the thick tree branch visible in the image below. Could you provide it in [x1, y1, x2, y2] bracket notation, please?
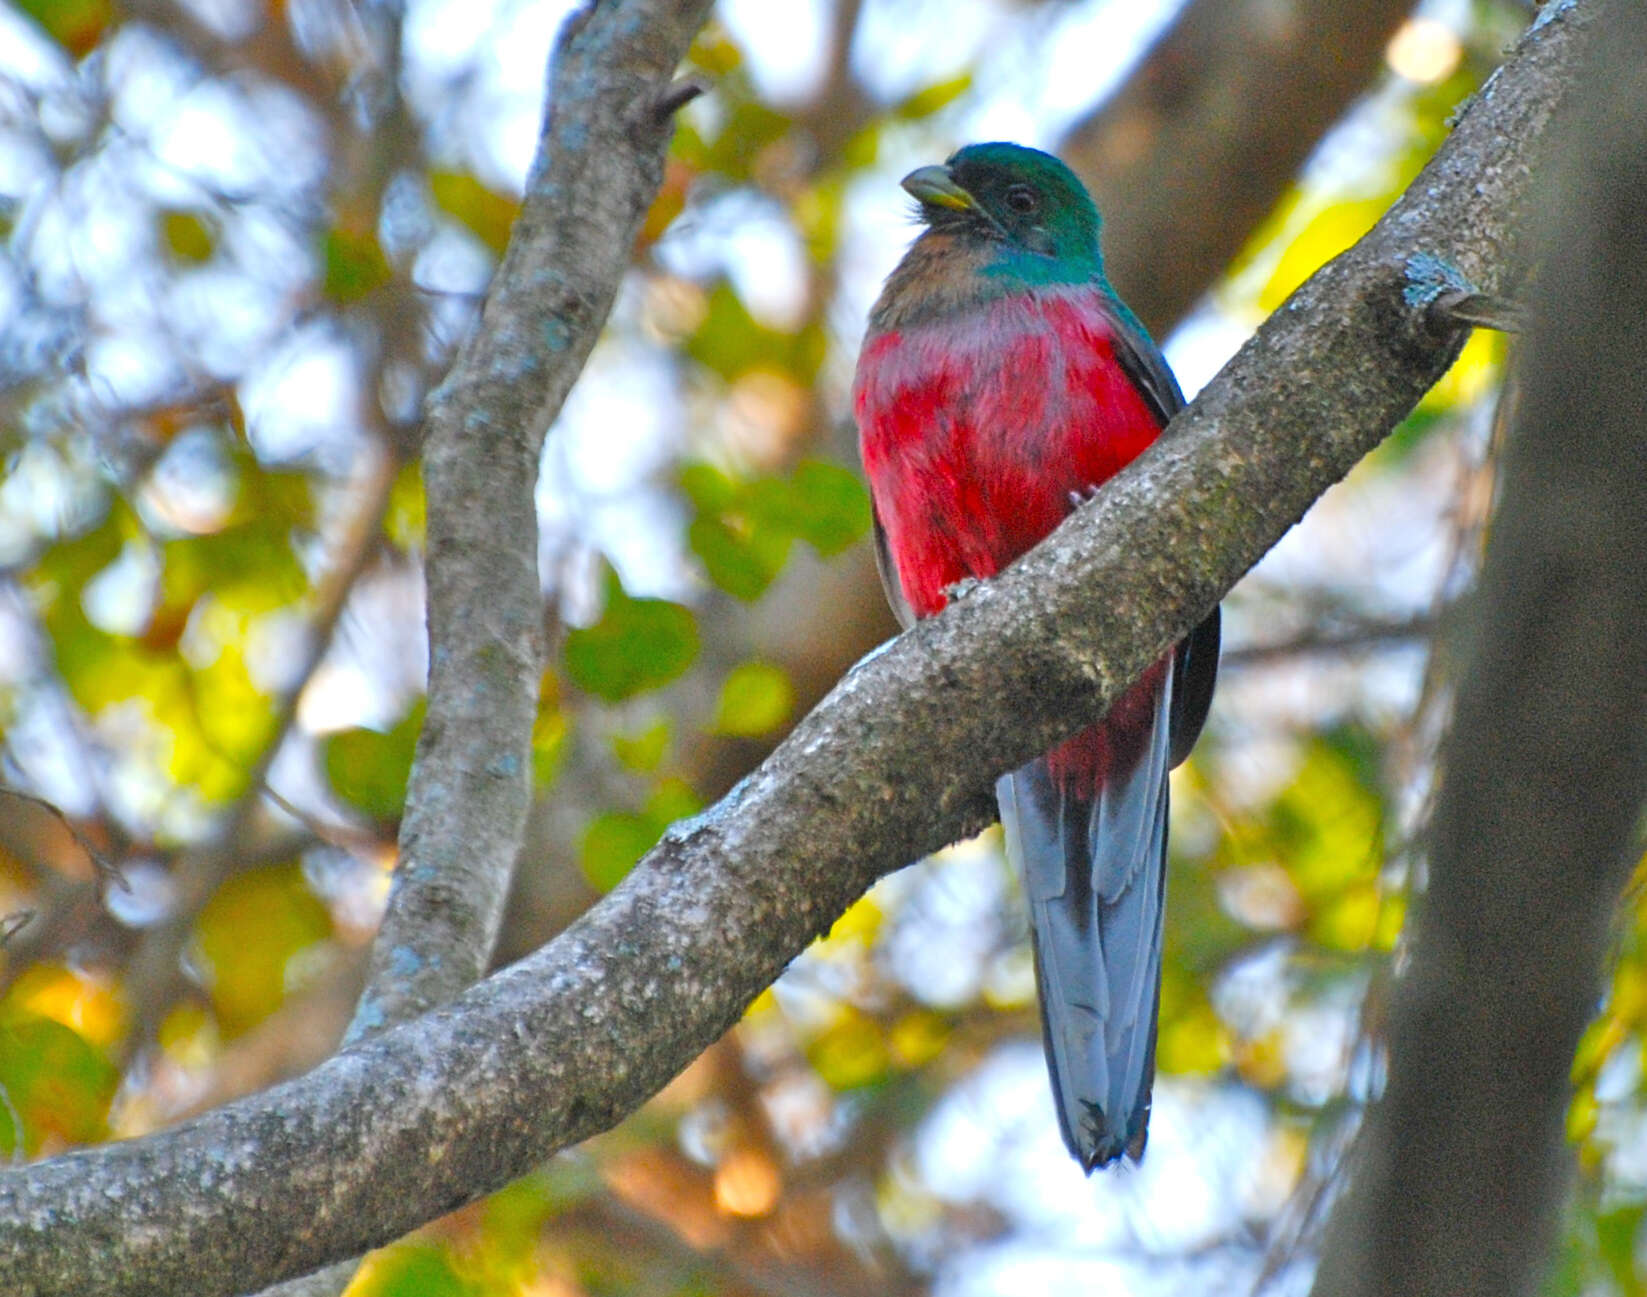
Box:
[253, 6, 713, 1295]
[1312, 3, 1647, 1293]
[0, 6, 1593, 1296]
[255, 9, 713, 1294]
[350, 0, 713, 1037]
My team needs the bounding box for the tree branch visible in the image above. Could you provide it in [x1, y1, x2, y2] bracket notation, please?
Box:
[1311, 3, 1647, 1293]
[257, 3, 713, 1294]
[0, 5, 1594, 1296]
[348, 0, 714, 1038]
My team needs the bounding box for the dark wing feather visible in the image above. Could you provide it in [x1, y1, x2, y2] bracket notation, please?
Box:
[871, 504, 917, 631]
[1094, 291, 1186, 427]
[1094, 289, 1220, 769]
[1170, 606, 1220, 768]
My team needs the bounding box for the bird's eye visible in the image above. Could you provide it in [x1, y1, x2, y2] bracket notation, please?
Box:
[1004, 185, 1039, 214]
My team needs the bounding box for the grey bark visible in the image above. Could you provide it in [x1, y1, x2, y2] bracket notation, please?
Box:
[349, 0, 712, 1038]
[1311, 3, 1647, 1294]
[0, 5, 1596, 1296]
[257, 4, 713, 1295]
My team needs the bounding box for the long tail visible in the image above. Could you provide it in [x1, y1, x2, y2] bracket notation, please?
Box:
[996, 658, 1174, 1172]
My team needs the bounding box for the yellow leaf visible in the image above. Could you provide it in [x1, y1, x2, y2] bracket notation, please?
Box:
[889, 1010, 950, 1069]
[161, 211, 215, 263]
[428, 171, 520, 257]
[1259, 198, 1386, 313]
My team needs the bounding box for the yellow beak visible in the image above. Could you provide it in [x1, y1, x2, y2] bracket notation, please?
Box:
[900, 164, 975, 211]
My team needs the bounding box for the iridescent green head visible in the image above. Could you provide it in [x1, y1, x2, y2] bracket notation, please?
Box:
[901, 142, 1103, 283]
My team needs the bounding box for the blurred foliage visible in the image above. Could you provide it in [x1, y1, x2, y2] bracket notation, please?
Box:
[194, 862, 333, 1036]
[325, 703, 425, 825]
[564, 566, 701, 702]
[0, 1, 1635, 1295]
[683, 458, 870, 600]
[710, 660, 792, 736]
[579, 777, 700, 893]
[14, 0, 111, 55]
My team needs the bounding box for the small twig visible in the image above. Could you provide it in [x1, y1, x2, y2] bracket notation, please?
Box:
[1405, 252, 1528, 334]
[651, 76, 707, 123]
[0, 787, 128, 897]
[1428, 288, 1529, 333]
[258, 784, 386, 856]
[0, 910, 34, 946]
[1222, 616, 1437, 668]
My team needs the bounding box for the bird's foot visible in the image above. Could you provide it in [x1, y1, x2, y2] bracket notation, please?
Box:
[1404, 252, 1527, 334]
[1067, 483, 1103, 509]
[943, 577, 983, 604]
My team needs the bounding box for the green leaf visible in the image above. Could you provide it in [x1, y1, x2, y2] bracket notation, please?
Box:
[679, 462, 739, 512]
[793, 174, 848, 258]
[808, 1007, 890, 1090]
[645, 777, 700, 826]
[193, 862, 332, 1037]
[428, 170, 520, 257]
[787, 460, 872, 555]
[0, 1015, 118, 1154]
[681, 458, 869, 599]
[360, 1243, 481, 1297]
[324, 703, 425, 822]
[15, 0, 111, 55]
[688, 513, 791, 601]
[563, 569, 699, 702]
[321, 226, 393, 303]
[1596, 1204, 1646, 1296]
[579, 779, 701, 893]
[161, 520, 307, 615]
[612, 719, 670, 773]
[686, 24, 743, 77]
[580, 810, 661, 892]
[894, 72, 972, 121]
[711, 661, 792, 736]
[532, 701, 569, 788]
[384, 461, 426, 550]
[702, 99, 791, 180]
[683, 284, 826, 383]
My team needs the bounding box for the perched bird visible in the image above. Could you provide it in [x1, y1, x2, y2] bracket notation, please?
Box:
[853, 143, 1219, 1171]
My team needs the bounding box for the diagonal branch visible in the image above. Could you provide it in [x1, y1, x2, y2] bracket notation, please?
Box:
[0, 5, 1594, 1297]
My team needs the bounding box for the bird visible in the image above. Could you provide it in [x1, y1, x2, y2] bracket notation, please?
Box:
[853, 142, 1219, 1171]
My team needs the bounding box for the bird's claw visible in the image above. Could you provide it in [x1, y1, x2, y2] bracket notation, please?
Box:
[1068, 483, 1102, 508]
[943, 577, 983, 604]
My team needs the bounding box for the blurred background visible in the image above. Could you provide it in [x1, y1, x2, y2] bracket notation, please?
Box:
[1, 0, 1643, 1292]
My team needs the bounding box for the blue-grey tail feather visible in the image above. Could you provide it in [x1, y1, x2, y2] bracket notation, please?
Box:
[996, 658, 1174, 1172]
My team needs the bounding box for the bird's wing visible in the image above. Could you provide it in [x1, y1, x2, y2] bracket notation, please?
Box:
[1093, 291, 1186, 427]
[1170, 606, 1220, 767]
[1092, 288, 1220, 766]
[871, 503, 918, 631]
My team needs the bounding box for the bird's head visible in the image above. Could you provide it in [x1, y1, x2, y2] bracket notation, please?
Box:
[901, 142, 1102, 281]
